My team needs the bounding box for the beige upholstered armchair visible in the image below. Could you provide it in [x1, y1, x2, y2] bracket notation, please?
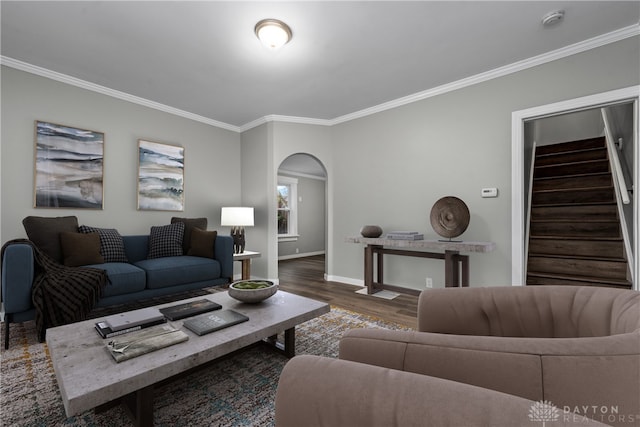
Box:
[275, 286, 639, 427]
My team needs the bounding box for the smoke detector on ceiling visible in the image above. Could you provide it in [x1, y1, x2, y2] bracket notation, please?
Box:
[542, 10, 565, 27]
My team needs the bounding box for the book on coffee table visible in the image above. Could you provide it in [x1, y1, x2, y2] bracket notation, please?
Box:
[159, 299, 222, 321]
[104, 307, 165, 332]
[106, 324, 189, 363]
[95, 317, 166, 339]
[182, 309, 249, 336]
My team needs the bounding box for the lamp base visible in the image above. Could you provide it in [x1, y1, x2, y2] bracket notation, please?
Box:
[231, 227, 246, 254]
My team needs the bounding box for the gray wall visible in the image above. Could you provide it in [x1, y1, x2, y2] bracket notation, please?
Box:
[528, 109, 604, 146]
[271, 122, 333, 280]
[277, 173, 326, 258]
[1, 35, 638, 292]
[330, 36, 639, 291]
[1, 66, 241, 241]
[239, 123, 272, 279]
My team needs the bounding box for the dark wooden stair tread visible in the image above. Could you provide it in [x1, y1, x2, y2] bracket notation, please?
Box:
[526, 271, 631, 288]
[527, 137, 632, 289]
[527, 252, 626, 263]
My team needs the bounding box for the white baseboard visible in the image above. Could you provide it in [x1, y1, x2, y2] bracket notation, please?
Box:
[324, 275, 364, 288]
[278, 250, 325, 261]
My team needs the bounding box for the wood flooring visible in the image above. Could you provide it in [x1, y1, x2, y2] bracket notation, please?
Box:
[278, 255, 419, 328]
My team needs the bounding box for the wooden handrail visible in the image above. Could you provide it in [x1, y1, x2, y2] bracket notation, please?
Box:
[602, 108, 631, 204]
[602, 107, 634, 284]
[524, 141, 537, 279]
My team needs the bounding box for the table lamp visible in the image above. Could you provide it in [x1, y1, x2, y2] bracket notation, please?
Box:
[221, 207, 254, 254]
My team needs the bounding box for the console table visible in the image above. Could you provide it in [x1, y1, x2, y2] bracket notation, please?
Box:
[346, 237, 495, 295]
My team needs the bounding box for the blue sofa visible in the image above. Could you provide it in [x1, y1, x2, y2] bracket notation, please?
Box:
[2, 234, 233, 348]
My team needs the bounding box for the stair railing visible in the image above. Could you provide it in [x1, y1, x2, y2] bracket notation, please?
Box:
[523, 141, 537, 281]
[602, 108, 631, 205]
[601, 108, 634, 283]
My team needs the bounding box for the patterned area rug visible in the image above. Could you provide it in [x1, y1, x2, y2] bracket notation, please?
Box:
[0, 306, 409, 426]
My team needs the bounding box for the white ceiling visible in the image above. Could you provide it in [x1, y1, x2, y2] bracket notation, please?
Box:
[1, 1, 639, 131]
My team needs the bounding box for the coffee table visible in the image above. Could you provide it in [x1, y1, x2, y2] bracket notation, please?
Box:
[46, 290, 330, 426]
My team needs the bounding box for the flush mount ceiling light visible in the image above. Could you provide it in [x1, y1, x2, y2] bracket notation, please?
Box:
[255, 19, 292, 50]
[542, 10, 565, 26]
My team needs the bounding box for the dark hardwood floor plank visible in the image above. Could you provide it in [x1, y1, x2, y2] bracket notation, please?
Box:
[278, 255, 418, 329]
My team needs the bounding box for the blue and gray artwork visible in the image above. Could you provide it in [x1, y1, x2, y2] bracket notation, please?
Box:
[138, 140, 184, 211]
[35, 121, 104, 208]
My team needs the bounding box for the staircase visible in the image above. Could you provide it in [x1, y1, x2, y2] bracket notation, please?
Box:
[526, 137, 632, 289]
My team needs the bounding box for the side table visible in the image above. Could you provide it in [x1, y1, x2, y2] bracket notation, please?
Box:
[233, 250, 261, 280]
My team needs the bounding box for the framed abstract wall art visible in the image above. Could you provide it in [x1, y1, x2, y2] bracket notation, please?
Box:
[137, 139, 184, 211]
[34, 120, 104, 209]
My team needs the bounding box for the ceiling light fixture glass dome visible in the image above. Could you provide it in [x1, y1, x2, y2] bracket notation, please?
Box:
[255, 19, 292, 50]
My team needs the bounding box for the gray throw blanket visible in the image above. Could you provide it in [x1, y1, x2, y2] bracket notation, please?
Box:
[1, 239, 107, 342]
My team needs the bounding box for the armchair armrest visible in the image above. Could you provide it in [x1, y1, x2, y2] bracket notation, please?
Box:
[340, 328, 640, 421]
[1, 243, 34, 313]
[214, 234, 233, 281]
[275, 355, 608, 427]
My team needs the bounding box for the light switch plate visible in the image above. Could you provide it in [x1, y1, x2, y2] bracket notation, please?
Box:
[481, 188, 498, 198]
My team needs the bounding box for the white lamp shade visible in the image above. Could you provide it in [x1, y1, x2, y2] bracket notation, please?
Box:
[221, 207, 254, 227]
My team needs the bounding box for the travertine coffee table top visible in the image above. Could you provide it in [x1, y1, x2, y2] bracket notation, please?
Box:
[46, 290, 330, 417]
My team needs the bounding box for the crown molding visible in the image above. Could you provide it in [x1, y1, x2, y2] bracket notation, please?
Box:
[0, 56, 242, 133]
[239, 115, 332, 133]
[2, 24, 638, 133]
[330, 24, 640, 125]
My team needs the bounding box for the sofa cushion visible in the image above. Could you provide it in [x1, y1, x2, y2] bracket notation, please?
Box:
[135, 256, 221, 289]
[188, 229, 217, 259]
[148, 222, 185, 259]
[84, 262, 146, 297]
[78, 225, 129, 263]
[171, 217, 207, 254]
[60, 232, 104, 267]
[22, 215, 79, 263]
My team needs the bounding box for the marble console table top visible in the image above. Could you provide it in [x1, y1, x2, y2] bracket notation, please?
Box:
[345, 236, 496, 253]
[46, 290, 329, 418]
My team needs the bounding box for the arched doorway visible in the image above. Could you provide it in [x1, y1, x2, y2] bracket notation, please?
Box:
[277, 153, 328, 276]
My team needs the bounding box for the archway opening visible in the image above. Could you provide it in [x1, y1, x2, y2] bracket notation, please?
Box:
[277, 153, 328, 279]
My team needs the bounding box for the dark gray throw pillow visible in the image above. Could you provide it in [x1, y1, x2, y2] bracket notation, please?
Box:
[78, 225, 128, 263]
[187, 228, 217, 259]
[148, 222, 185, 259]
[60, 231, 104, 267]
[22, 215, 79, 263]
[171, 217, 207, 255]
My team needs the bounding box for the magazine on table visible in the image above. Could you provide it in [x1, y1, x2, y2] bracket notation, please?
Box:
[159, 299, 222, 321]
[182, 310, 249, 336]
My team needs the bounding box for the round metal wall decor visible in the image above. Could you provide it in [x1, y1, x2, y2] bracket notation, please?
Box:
[430, 196, 470, 239]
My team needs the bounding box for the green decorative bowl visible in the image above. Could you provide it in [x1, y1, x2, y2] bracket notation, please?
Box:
[228, 280, 277, 303]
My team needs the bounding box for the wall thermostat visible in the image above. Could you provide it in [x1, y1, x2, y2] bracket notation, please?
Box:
[481, 188, 498, 198]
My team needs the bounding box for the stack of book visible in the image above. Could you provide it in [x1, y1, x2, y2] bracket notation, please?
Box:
[385, 231, 424, 240]
[95, 307, 166, 339]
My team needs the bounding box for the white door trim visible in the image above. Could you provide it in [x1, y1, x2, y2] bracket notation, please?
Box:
[511, 86, 640, 288]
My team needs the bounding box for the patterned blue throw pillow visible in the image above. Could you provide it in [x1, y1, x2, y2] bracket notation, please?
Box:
[78, 225, 129, 263]
[148, 222, 185, 259]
